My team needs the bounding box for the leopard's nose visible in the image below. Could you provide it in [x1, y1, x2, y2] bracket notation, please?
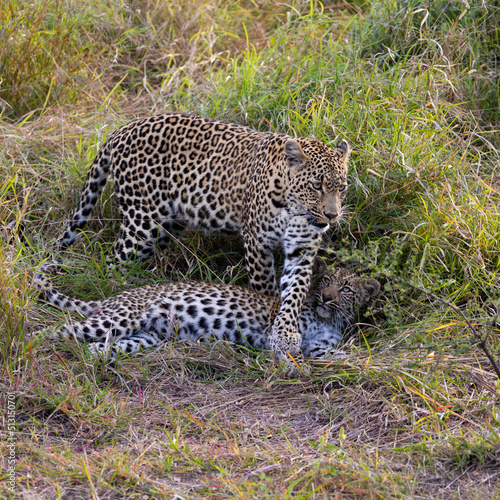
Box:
[322, 293, 332, 302]
[325, 212, 338, 221]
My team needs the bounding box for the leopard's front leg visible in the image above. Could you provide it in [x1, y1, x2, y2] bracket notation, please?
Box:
[270, 216, 321, 376]
[243, 235, 279, 297]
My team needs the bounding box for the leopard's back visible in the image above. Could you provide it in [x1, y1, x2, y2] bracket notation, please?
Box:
[57, 113, 266, 257]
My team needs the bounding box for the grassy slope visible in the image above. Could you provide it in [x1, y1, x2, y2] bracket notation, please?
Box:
[1, 0, 500, 498]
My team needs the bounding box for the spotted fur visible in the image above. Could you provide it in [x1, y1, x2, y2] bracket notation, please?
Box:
[56, 112, 350, 371]
[35, 261, 379, 365]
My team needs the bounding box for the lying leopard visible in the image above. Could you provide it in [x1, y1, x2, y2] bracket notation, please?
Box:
[56, 112, 350, 371]
[35, 260, 379, 369]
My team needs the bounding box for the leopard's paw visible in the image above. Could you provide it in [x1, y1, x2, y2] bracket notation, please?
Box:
[271, 326, 310, 378]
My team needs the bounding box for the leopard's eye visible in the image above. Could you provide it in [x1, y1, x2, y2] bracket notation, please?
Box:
[339, 184, 347, 193]
[340, 286, 351, 293]
[311, 180, 322, 191]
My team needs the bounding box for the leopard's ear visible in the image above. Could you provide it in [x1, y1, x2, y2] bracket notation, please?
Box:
[336, 140, 350, 162]
[312, 257, 328, 277]
[285, 139, 307, 173]
[363, 278, 380, 298]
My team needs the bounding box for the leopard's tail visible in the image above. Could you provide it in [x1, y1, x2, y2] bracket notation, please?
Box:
[55, 140, 113, 250]
[35, 260, 98, 317]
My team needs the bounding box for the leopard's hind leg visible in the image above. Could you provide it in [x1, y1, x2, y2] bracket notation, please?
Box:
[112, 209, 188, 264]
[87, 331, 163, 358]
[55, 314, 167, 359]
[55, 316, 134, 343]
[112, 222, 156, 264]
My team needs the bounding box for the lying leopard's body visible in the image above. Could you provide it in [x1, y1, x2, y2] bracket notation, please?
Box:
[36, 261, 379, 363]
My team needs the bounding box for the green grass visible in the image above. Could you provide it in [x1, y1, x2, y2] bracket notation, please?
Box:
[1, 0, 500, 498]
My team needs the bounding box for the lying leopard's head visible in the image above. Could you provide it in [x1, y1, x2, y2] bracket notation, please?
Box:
[285, 138, 350, 230]
[311, 263, 380, 323]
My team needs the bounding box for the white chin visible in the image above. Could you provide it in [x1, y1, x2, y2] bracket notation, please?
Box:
[316, 305, 331, 320]
[311, 222, 330, 233]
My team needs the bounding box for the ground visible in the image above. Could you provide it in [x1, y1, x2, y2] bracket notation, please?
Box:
[10, 341, 500, 498]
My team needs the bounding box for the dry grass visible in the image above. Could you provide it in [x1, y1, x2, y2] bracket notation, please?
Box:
[3, 342, 500, 498]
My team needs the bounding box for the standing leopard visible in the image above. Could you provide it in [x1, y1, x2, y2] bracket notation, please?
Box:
[56, 112, 350, 371]
[35, 260, 380, 366]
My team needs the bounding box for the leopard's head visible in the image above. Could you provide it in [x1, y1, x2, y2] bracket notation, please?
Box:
[285, 138, 350, 230]
[310, 263, 380, 323]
